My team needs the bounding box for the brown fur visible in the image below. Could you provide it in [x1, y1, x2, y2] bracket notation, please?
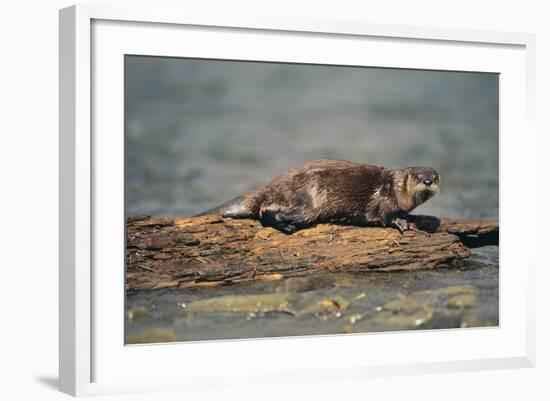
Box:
[196, 159, 440, 233]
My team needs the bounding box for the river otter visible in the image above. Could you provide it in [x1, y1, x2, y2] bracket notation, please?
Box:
[195, 159, 440, 234]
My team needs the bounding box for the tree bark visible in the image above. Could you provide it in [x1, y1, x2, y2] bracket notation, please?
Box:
[126, 214, 498, 291]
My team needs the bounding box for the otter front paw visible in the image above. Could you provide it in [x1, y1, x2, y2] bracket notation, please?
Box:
[390, 217, 410, 233]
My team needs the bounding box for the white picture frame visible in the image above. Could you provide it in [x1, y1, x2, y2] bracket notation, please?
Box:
[59, 4, 536, 397]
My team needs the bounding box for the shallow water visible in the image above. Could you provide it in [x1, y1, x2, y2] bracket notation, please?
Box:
[124, 56, 498, 343]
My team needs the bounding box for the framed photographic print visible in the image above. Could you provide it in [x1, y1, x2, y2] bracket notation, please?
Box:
[59, 4, 536, 396]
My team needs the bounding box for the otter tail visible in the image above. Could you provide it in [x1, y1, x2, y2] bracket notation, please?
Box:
[193, 196, 251, 218]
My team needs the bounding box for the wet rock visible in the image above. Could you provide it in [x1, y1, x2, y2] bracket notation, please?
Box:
[446, 294, 477, 309]
[348, 314, 364, 324]
[297, 301, 338, 316]
[460, 313, 498, 328]
[453, 259, 486, 271]
[371, 296, 434, 328]
[185, 293, 291, 314]
[364, 285, 481, 329]
[297, 296, 350, 316]
[410, 285, 477, 300]
[126, 306, 152, 322]
[353, 293, 366, 301]
[126, 328, 178, 344]
[277, 275, 336, 294]
[433, 285, 477, 296]
[407, 291, 439, 307]
[332, 273, 379, 288]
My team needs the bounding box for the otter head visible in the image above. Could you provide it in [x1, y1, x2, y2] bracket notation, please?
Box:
[393, 166, 441, 212]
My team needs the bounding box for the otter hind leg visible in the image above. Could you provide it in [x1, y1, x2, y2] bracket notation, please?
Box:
[259, 208, 308, 234]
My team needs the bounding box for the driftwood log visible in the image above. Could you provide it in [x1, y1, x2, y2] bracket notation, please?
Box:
[126, 214, 498, 291]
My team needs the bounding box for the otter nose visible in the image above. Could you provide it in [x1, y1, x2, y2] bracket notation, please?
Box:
[423, 179, 433, 186]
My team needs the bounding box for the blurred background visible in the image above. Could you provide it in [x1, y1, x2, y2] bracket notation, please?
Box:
[125, 56, 498, 220]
